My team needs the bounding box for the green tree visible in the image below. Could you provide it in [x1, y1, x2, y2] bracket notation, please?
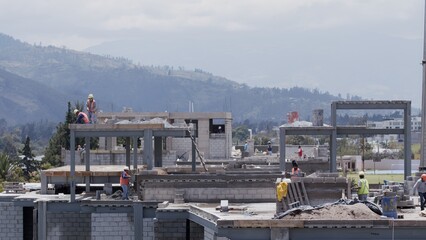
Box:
[19, 136, 39, 181]
[0, 153, 18, 181]
[232, 125, 249, 143]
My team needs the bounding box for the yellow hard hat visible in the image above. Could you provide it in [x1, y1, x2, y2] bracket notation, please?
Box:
[73, 109, 79, 114]
[88, 93, 94, 99]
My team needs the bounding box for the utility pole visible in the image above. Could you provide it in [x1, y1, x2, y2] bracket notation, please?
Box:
[421, 0, 426, 171]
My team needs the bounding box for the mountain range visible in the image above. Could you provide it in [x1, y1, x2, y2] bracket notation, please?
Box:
[0, 33, 343, 125]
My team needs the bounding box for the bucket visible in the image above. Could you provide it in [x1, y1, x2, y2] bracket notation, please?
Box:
[381, 196, 397, 218]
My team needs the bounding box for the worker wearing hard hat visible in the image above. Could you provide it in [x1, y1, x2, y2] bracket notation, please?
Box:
[74, 109, 89, 124]
[412, 174, 426, 211]
[357, 171, 369, 201]
[86, 93, 97, 123]
[120, 166, 131, 200]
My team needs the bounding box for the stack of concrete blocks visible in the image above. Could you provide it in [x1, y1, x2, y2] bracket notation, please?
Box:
[0, 201, 23, 239]
[379, 180, 414, 208]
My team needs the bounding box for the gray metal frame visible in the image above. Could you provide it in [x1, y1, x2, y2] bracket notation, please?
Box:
[280, 101, 411, 179]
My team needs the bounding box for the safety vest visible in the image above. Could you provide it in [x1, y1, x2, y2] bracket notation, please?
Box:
[120, 171, 130, 185]
[358, 179, 369, 195]
[86, 99, 96, 113]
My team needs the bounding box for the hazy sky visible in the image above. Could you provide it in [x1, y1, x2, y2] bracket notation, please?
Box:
[0, 0, 425, 108]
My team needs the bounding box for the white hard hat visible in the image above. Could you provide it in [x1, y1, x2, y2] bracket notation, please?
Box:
[88, 93, 94, 99]
[73, 109, 79, 114]
[359, 171, 365, 176]
[124, 166, 129, 171]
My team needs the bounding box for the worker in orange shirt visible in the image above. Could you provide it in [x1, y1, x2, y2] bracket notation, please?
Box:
[120, 166, 131, 200]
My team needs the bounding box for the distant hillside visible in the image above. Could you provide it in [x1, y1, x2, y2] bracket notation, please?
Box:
[0, 68, 67, 124]
[0, 33, 343, 124]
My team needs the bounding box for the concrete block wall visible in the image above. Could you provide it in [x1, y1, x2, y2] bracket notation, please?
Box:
[209, 137, 226, 159]
[143, 218, 155, 240]
[154, 218, 187, 240]
[204, 227, 230, 240]
[91, 213, 134, 240]
[0, 202, 23, 239]
[46, 212, 91, 240]
[142, 187, 275, 203]
[163, 150, 177, 166]
[172, 138, 194, 161]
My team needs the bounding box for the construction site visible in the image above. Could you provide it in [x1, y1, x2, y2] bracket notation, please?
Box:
[1, 101, 426, 240]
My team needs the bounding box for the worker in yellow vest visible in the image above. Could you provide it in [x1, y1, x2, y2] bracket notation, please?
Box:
[357, 171, 369, 201]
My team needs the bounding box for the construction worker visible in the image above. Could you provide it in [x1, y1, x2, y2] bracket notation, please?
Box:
[120, 166, 131, 200]
[267, 141, 273, 156]
[297, 146, 303, 160]
[291, 160, 301, 177]
[357, 171, 369, 201]
[74, 109, 89, 124]
[86, 93, 97, 123]
[412, 174, 426, 211]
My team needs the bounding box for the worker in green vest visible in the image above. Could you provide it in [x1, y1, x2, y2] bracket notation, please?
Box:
[357, 171, 369, 201]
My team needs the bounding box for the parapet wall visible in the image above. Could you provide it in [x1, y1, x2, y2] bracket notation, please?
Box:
[137, 173, 348, 205]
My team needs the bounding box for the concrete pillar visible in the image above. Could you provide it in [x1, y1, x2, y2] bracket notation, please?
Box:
[271, 228, 289, 240]
[133, 201, 144, 240]
[133, 136, 138, 170]
[225, 118, 232, 159]
[198, 119, 210, 159]
[279, 128, 286, 172]
[404, 102, 412, 179]
[85, 136, 90, 193]
[37, 200, 47, 240]
[144, 129, 153, 170]
[40, 173, 47, 194]
[125, 137, 130, 168]
[154, 136, 163, 167]
[70, 130, 76, 202]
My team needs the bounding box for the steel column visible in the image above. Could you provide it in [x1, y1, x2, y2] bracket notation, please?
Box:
[421, 0, 426, 170]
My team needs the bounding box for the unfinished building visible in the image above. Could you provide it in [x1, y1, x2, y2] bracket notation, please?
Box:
[2, 103, 426, 239]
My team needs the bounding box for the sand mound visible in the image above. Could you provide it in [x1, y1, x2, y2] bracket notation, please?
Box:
[284, 203, 381, 220]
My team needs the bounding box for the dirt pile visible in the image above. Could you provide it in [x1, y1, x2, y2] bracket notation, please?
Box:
[284, 203, 382, 220]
